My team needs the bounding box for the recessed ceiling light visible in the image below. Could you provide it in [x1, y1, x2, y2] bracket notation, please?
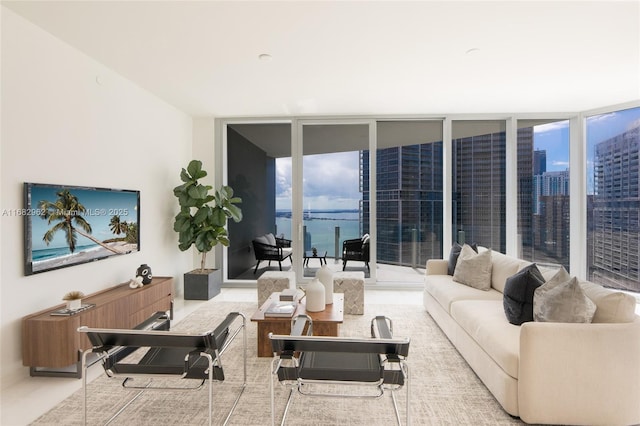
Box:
[258, 53, 272, 62]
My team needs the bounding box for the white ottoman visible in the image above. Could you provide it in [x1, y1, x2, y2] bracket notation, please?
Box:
[257, 271, 296, 307]
[333, 271, 365, 315]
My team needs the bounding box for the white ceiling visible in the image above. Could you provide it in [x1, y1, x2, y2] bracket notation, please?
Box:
[3, 1, 640, 118]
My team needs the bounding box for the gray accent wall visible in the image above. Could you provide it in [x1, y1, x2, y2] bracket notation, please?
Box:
[227, 127, 276, 278]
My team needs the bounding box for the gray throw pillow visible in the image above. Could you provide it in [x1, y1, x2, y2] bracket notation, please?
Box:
[452, 244, 492, 290]
[533, 275, 596, 323]
[503, 263, 545, 325]
[447, 242, 478, 275]
[532, 266, 570, 317]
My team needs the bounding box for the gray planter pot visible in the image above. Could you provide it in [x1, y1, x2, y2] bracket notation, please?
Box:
[184, 269, 221, 300]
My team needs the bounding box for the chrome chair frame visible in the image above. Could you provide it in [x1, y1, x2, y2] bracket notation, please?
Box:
[269, 316, 410, 426]
[79, 312, 247, 426]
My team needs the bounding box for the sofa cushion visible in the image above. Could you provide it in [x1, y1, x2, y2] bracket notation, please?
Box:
[534, 275, 596, 323]
[503, 263, 545, 325]
[265, 233, 277, 246]
[491, 251, 528, 294]
[450, 299, 521, 379]
[579, 280, 637, 323]
[424, 275, 503, 313]
[255, 235, 269, 245]
[447, 242, 477, 275]
[453, 245, 492, 290]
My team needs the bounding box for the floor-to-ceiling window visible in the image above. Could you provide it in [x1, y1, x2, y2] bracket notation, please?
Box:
[517, 119, 570, 270]
[221, 105, 640, 294]
[301, 123, 369, 278]
[362, 121, 443, 281]
[586, 106, 640, 292]
[452, 121, 506, 252]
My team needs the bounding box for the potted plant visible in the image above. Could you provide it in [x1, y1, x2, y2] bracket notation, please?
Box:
[173, 160, 242, 299]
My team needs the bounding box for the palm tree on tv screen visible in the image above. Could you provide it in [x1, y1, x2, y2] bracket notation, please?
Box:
[109, 215, 127, 235]
[108, 215, 138, 244]
[38, 189, 120, 254]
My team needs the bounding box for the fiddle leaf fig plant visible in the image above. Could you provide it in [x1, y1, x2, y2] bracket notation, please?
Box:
[173, 160, 242, 272]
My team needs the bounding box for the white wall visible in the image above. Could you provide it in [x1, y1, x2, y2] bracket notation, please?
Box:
[0, 8, 193, 389]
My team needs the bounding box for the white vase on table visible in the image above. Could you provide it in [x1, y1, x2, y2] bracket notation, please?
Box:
[305, 278, 325, 312]
[315, 264, 334, 304]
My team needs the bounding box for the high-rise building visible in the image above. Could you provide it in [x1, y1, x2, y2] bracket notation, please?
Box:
[590, 124, 640, 290]
[453, 132, 507, 252]
[361, 142, 443, 266]
[533, 150, 547, 175]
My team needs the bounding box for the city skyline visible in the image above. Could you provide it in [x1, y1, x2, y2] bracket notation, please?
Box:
[276, 110, 640, 212]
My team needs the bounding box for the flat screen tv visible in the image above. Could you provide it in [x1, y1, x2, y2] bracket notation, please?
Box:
[24, 182, 140, 275]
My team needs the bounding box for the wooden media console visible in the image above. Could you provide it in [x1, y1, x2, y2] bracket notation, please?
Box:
[22, 276, 173, 378]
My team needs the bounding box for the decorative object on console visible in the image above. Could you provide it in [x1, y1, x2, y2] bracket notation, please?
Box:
[62, 290, 85, 310]
[305, 278, 325, 312]
[128, 276, 143, 289]
[315, 264, 334, 304]
[23, 182, 140, 276]
[173, 160, 242, 300]
[136, 263, 152, 284]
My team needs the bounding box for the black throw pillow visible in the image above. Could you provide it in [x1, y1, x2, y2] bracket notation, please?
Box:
[447, 242, 477, 275]
[503, 263, 545, 325]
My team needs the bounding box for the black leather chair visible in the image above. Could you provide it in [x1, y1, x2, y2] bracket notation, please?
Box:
[253, 233, 293, 273]
[269, 315, 410, 425]
[79, 311, 247, 426]
[342, 234, 370, 271]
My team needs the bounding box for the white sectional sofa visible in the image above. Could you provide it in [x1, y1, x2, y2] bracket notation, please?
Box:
[423, 248, 640, 425]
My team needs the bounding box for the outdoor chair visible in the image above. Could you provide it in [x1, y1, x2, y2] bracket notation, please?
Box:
[269, 315, 410, 425]
[342, 234, 370, 271]
[253, 233, 293, 273]
[79, 311, 247, 426]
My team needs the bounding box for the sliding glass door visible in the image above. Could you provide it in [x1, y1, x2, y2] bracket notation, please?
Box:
[299, 122, 371, 278]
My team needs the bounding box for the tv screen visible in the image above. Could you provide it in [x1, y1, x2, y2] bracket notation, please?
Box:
[24, 182, 140, 275]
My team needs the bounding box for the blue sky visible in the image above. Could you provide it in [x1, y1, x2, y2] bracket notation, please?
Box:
[276, 107, 640, 210]
[533, 121, 570, 172]
[29, 185, 138, 250]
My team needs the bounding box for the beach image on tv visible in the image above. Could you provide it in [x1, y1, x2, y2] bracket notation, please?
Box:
[26, 184, 139, 274]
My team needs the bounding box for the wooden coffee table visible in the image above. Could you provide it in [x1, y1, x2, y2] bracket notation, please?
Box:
[251, 292, 344, 357]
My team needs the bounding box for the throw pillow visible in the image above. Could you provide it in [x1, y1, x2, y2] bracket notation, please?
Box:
[447, 242, 478, 275]
[533, 275, 596, 323]
[452, 244, 492, 290]
[265, 233, 277, 246]
[503, 263, 545, 325]
[255, 235, 269, 245]
[532, 266, 571, 313]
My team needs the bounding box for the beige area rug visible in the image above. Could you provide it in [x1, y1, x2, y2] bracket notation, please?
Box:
[32, 301, 525, 425]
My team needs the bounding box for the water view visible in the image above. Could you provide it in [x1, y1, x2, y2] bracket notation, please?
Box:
[275, 210, 362, 258]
